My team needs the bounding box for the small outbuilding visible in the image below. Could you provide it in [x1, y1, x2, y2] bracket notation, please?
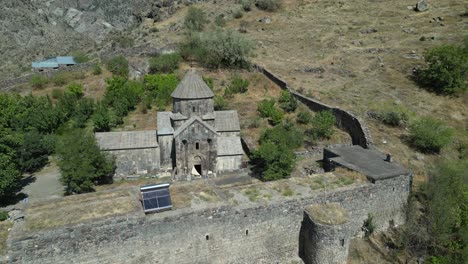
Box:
[32, 56, 77, 72]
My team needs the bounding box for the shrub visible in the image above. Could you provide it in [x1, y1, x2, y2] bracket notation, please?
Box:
[52, 74, 67, 86]
[203, 76, 214, 90]
[56, 130, 115, 195]
[233, 9, 244, 19]
[72, 51, 89, 63]
[416, 44, 467, 95]
[225, 75, 249, 96]
[362, 214, 376, 237]
[257, 98, 284, 125]
[409, 117, 453, 153]
[180, 30, 254, 69]
[240, 0, 252, 11]
[0, 210, 7, 221]
[296, 111, 312, 124]
[278, 90, 297, 112]
[106, 55, 129, 77]
[374, 109, 409, 127]
[51, 89, 63, 99]
[31, 75, 48, 89]
[112, 35, 134, 49]
[92, 63, 102, 75]
[66, 83, 84, 98]
[256, 0, 281, 11]
[149, 53, 181, 74]
[184, 6, 208, 32]
[214, 95, 228, 110]
[309, 111, 336, 139]
[214, 15, 226, 27]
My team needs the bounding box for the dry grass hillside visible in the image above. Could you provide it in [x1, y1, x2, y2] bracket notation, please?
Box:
[139, 0, 467, 186]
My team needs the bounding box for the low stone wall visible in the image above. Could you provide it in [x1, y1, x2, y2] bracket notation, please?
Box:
[6, 173, 411, 263]
[253, 65, 373, 148]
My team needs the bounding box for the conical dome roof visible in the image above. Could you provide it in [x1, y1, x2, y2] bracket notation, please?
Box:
[171, 70, 214, 99]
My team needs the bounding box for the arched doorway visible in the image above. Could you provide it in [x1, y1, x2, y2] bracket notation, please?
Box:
[192, 156, 202, 176]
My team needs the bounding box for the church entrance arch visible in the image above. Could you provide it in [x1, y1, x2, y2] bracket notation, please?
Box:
[192, 156, 202, 175]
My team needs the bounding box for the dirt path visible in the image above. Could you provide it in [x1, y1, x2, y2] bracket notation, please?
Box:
[21, 162, 63, 204]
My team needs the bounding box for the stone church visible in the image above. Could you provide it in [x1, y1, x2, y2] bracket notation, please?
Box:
[96, 70, 244, 180]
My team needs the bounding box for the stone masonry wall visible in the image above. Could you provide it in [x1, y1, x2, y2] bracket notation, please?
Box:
[253, 65, 373, 148]
[6, 174, 411, 264]
[109, 147, 160, 179]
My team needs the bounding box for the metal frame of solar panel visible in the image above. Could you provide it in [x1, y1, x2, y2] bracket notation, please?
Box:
[140, 183, 172, 213]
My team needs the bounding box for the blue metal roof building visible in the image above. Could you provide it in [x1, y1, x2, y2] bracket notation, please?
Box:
[32, 56, 77, 68]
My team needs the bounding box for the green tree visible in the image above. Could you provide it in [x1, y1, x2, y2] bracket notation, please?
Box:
[0, 154, 20, 202]
[106, 55, 129, 77]
[278, 90, 297, 112]
[409, 117, 453, 153]
[309, 111, 336, 139]
[72, 98, 95, 128]
[257, 98, 284, 125]
[184, 6, 208, 32]
[144, 74, 179, 107]
[251, 124, 301, 181]
[417, 44, 467, 95]
[424, 159, 468, 263]
[56, 130, 115, 195]
[17, 130, 55, 173]
[92, 103, 112, 132]
[149, 53, 181, 74]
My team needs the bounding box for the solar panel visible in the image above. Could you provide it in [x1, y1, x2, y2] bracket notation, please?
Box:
[140, 183, 172, 213]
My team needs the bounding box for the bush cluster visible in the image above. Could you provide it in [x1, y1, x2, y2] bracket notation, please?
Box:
[225, 75, 249, 97]
[409, 117, 453, 153]
[296, 111, 312, 124]
[251, 124, 302, 181]
[180, 30, 254, 69]
[106, 55, 129, 77]
[307, 111, 336, 139]
[149, 53, 181, 74]
[184, 6, 208, 32]
[416, 44, 467, 95]
[255, 0, 281, 11]
[257, 98, 284, 125]
[278, 90, 297, 112]
[30, 75, 48, 89]
[144, 74, 179, 108]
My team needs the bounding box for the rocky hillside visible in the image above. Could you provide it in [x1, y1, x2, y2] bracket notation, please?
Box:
[0, 0, 191, 80]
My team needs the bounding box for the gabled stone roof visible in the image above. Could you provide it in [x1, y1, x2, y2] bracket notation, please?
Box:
[217, 136, 244, 156]
[171, 70, 214, 99]
[157, 112, 174, 135]
[173, 116, 218, 137]
[96, 130, 158, 150]
[215, 111, 240, 132]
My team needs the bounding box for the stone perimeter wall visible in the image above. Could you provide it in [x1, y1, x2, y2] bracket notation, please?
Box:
[253, 65, 373, 149]
[6, 174, 411, 264]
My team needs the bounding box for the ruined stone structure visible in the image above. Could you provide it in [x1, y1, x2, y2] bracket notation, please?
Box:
[96, 70, 243, 179]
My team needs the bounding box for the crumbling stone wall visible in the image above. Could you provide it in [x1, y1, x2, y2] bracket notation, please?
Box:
[253, 65, 373, 148]
[7, 174, 411, 264]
